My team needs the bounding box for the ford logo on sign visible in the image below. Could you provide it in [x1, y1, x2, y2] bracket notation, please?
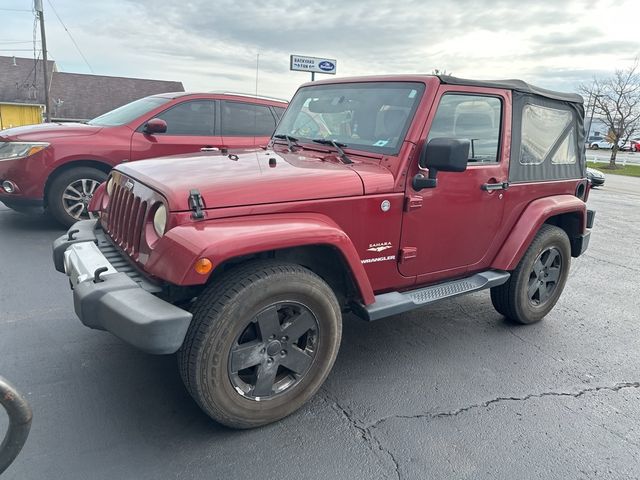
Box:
[318, 61, 335, 72]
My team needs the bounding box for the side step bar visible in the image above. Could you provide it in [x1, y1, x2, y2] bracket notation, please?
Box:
[358, 270, 510, 321]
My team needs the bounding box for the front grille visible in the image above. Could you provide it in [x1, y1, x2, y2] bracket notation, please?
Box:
[105, 183, 148, 256]
[95, 229, 161, 293]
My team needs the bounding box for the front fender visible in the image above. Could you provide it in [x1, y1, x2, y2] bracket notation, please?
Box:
[492, 195, 587, 271]
[145, 213, 375, 304]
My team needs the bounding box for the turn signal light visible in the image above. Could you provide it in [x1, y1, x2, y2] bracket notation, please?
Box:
[194, 258, 213, 275]
[27, 145, 47, 156]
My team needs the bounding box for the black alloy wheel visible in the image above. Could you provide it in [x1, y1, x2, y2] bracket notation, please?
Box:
[178, 260, 342, 429]
[490, 224, 571, 324]
[527, 246, 562, 306]
[229, 301, 319, 399]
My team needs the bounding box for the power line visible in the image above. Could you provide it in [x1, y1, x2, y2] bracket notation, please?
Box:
[0, 8, 32, 12]
[45, 0, 94, 73]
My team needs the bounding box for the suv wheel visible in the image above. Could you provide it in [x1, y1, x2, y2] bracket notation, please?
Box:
[590, 144, 599, 150]
[490, 224, 571, 324]
[47, 167, 107, 227]
[178, 260, 342, 429]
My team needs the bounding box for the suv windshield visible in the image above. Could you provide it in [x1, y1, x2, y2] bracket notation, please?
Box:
[88, 96, 171, 126]
[274, 82, 425, 155]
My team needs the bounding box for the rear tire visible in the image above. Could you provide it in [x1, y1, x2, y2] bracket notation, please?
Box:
[47, 167, 106, 227]
[178, 260, 342, 429]
[491, 224, 571, 324]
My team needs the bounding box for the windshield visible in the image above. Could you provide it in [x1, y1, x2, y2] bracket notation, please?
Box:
[274, 82, 425, 155]
[87, 96, 171, 126]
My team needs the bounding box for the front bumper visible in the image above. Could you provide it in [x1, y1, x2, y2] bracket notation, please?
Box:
[52, 220, 192, 354]
[589, 177, 605, 186]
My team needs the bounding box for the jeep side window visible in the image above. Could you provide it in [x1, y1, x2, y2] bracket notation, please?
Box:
[154, 100, 216, 136]
[428, 94, 502, 162]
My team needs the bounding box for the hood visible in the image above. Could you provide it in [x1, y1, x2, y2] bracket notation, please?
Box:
[0, 122, 103, 141]
[116, 149, 393, 211]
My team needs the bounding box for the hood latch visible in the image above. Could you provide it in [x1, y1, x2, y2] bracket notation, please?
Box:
[188, 189, 205, 219]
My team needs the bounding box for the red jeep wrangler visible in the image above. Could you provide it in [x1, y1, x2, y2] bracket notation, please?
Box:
[53, 75, 594, 428]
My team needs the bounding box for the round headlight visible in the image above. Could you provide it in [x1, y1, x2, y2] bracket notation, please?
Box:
[106, 177, 114, 195]
[153, 204, 167, 237]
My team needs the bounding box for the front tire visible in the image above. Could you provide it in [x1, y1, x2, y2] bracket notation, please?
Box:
[491, 224, 571, 324]
[47, 167, 107, 227]
[178, 260, 342, 429]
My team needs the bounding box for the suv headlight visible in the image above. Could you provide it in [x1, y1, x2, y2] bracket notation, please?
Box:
[0, 142, 49, 161]
[153, 204, 167, 237]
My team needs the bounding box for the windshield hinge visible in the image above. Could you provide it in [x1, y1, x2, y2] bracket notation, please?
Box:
[188, 189, 205, 219]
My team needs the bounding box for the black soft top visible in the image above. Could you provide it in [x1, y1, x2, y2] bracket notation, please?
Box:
[439, 75, 583, 104]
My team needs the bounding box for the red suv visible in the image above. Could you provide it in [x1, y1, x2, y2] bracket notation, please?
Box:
[0, 92, 287, 226]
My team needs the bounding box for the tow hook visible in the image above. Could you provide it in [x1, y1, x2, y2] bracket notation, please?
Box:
[0, 376, 32, 474]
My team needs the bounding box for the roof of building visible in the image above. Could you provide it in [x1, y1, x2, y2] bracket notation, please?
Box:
[0, 55, 56, 105]
[0, 55, 184, 121]
[49, 72, 184, 120]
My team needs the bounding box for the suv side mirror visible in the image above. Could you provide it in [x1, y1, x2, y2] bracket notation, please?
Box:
[413, 138, 470, 190]
[143, 118, 167, 135]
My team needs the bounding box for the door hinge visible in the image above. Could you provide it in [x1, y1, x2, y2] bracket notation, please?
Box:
[399, 247, 418, 263]
[404, 195, 423, 212]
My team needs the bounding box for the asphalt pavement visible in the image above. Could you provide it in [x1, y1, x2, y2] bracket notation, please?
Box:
[1, 175, 639, 479]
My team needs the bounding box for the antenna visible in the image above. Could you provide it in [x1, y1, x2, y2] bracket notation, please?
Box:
[255, 53, 259, 97]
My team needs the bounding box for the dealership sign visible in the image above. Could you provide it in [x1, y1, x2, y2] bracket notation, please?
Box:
[290, 55, 337, 75]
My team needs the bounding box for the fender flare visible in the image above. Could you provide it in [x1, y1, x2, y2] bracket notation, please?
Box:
[146, 212, 376, 304]
[492, 195, 586, 271]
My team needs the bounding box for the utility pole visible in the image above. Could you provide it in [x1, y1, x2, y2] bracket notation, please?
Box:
[34, 0, 51, 122]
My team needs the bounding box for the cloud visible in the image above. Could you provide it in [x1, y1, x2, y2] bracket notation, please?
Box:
[2, 0, 639, 98]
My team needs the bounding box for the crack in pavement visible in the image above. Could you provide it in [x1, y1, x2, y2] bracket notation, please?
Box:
[320, 389, 401, 480]
[366, 382, 640, 429]
[581, 254, 640, 273]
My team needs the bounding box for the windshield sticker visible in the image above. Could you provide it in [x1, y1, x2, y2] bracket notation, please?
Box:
[373, 140, 389, 147]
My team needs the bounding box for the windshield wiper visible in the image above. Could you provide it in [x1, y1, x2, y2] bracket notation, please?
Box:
[312, 139, 353, 164]
[272, 134, 300, 152]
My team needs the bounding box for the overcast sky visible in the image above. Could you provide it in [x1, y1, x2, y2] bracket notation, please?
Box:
[2, 0, 639, 100]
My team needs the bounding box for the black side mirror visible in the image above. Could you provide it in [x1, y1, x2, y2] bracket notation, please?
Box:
[143, 118, 167, 135]
[413, 138, 470, 190]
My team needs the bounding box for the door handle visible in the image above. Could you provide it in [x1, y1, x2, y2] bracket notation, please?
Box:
[481, 181, 509, 191]
[200, 146, 220, 152]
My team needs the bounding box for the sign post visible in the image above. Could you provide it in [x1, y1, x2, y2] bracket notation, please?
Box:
[290, 55, 337, 81]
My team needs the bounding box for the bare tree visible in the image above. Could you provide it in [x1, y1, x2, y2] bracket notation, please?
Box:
[431, 68, 452, 76]
[580, 61, 640, 168]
